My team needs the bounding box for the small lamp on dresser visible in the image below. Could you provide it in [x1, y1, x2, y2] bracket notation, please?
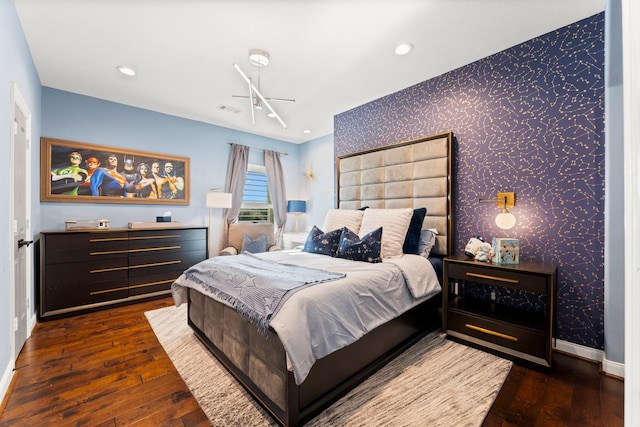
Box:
[206, 190, 232, 256]
[287, 200, 306, 233]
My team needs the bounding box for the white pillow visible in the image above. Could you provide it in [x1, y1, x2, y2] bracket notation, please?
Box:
[359, 208, 413, 259]
[322, 209, 364, 234]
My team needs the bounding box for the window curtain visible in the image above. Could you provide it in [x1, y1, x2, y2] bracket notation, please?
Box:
[223, 144, 249, 245]
[264, 150, 287, 247]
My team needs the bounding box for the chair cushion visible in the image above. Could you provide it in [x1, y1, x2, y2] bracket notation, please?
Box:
[242, 233, 267, 253]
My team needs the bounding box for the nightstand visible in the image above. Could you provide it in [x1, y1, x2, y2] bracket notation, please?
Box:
[282, 231, 309, 250]
[442, 254, 557, 367]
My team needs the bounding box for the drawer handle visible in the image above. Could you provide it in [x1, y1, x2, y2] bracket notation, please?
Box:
[129, 234, 181, 240]
[90, 266, 129, 273]
[465, 324, 519, 342]
[128, 245, 182, 253]
[466, 272, 519, 284]
[129, 279, 175, 289]
[90, 237, 128, 242]
[90, 286, 128, 295]
[129, 260, 182, 269]
[90, 250, 129, 256]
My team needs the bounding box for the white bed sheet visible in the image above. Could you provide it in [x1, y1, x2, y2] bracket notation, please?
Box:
[174, 250, 441, 385]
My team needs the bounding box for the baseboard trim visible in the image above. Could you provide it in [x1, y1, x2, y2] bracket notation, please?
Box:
[602, 357, 625, 379]
[0, 361, 16, 414]
[554, 339, 625, 378]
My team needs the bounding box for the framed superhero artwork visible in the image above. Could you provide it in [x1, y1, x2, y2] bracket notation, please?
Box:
[40, 137, 190, 205]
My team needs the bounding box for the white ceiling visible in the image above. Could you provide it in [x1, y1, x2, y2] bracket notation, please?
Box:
[14, 0, 604, 144]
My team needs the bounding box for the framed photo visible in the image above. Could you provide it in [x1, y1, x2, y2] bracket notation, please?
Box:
[41, 137, 190, 205]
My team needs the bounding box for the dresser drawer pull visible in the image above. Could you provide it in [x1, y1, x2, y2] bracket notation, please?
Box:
[90, 266, 129, 273]
[90, 237, 128, 242]
[465, 324, 519, 342]
[129, 234, 181, 241]
[129, 260, 182, 269]
[128, 245, 182, 253]
[129, 279, 175, 289]
[466, 272, 519, 284]
[90, 250, 129, 256]
[90, 286, 128, 295]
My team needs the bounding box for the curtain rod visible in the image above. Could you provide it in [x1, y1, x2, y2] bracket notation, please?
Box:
[227, 142, 288, 156]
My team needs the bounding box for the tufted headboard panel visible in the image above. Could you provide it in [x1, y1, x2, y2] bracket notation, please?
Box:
[337, 132, 453, 256]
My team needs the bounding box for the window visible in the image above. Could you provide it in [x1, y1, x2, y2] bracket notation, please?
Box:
[238, 164, 274, 223]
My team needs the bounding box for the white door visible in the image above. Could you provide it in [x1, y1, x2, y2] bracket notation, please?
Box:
[11, 83, 31, 360]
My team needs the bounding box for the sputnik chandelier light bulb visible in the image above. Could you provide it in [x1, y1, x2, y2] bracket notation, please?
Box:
[233, 49, 294, 129]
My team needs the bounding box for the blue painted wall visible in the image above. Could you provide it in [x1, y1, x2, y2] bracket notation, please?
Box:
[1, 0, 42, 396]
[334, 14, 605, 349]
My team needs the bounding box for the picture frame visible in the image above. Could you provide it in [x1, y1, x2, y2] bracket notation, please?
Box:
[41, 137, 190, 205]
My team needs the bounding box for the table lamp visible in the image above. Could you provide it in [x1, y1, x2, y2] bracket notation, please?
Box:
[287, 200, 306, 233]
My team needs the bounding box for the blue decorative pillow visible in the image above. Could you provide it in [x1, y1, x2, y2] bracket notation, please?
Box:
[242, 233, 267, 253]
[336, 227, 382, 263]
[302, 225, 342, 256]
[403, 207, 427, 254]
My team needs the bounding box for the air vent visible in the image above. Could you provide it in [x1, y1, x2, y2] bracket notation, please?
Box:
[216, 104, 242, 114]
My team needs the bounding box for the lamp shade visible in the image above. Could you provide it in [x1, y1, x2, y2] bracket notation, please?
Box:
[495, 211, 516, 230]
[287, 200, 306, 213]
[206, 191, 232, 209]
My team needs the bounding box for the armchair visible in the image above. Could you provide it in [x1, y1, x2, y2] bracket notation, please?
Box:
[219, 222, 280, 256]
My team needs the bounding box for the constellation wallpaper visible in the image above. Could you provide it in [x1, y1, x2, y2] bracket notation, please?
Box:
[334, 13, 605, 349]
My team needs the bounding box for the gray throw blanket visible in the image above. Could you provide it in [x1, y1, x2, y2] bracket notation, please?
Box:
[173, 253, 346, 335]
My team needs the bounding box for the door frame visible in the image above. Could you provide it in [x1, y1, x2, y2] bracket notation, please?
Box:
[9, 81, 34, 362]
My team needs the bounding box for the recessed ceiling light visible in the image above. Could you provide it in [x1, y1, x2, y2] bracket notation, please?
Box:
[394, 43, 413, 55]
[303, 129, 311, 134]
[267, 112, 276, 118]
[116, 65, 136, 76]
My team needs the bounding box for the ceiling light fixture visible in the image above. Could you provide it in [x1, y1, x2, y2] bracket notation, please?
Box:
[303, 129, 311, 134]
[232, 49, 294, 129]
[116, 65, 136, 76]
[394, 43, 413, 55]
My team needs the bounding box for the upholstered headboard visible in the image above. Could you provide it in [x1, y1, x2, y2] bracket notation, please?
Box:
[337, 132, 453, 256]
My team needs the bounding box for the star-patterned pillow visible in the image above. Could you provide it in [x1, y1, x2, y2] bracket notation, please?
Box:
[302, 225, 342, 256]
[336, 226, 382, 263]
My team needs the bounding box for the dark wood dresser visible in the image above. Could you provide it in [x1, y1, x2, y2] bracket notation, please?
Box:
[442, 254, 557, 367]
[39, 226, 207, 319]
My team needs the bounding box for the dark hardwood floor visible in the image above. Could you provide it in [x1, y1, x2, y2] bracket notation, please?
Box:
[0, 297, 624, 426]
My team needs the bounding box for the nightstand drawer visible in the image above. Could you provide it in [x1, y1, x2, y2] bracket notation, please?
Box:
[448, 310, 546, 358]
[447, 262, 547, 294]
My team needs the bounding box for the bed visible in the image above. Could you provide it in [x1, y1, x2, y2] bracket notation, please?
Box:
[173, 131, 454, 426]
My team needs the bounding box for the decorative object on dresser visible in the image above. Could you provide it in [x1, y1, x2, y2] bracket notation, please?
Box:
[39, 226, 207, 319]
[205, 189, 232, 256]
[41, 137, 189, 205]
[478, 192, 516, 230]
[442, 254, 557, 367]
[287, 199, 306, 233]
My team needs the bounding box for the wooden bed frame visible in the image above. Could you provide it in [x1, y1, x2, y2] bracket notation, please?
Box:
[187, 132, 454, 426]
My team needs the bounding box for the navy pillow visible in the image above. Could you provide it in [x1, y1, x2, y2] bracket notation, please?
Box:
[336, 227, 382, 263]
[403, 207, 427, 254]
[302, 225, 342, 256]
[242, 233, 267, 253]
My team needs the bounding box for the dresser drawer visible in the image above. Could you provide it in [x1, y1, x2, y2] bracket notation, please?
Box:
[447, 262, 547, 294]
[448, 309, 546, 358]
[44, 278, 129, 312]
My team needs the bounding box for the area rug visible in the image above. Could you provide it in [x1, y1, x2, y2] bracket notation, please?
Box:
[146, 305, 513, 426]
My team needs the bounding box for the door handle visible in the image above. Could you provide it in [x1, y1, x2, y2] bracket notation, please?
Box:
[18, 238, 33, 248]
